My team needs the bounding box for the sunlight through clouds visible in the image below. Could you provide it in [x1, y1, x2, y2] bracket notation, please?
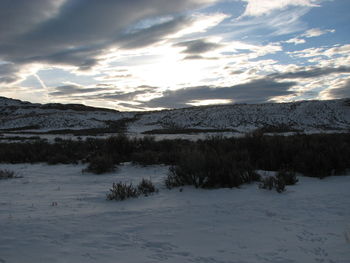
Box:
[0, 0, 348, 110]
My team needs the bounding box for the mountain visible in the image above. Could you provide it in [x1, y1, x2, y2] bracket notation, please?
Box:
[0, 96, 349, 135]
[0, 96, 132, 132]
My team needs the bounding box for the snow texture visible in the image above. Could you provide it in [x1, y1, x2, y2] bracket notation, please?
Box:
[129, 99, 350, 134]
[1, 96, 350, 135]
[0, 163, 349, 263]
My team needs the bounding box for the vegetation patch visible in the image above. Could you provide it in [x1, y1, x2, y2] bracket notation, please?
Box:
[142, 128, 237, 135]
[83, 154, 116, 174]
[0, 169, 19, 179]
[165, 148, 260, 189]
[107, 179, 158, 201]
[0, 133, 349, 181]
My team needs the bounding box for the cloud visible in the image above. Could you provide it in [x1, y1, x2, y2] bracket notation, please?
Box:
[0, 0, 66, 41]
[284, 28, 335, 45]
[231, 6, 312, 38]
[325, 79, 350, 99]
[143, 78, 296, 108]
[49, 84, 108, 96]
[98, 86, 156, 101]
[0, 0, 219, 71]
[117, 16, 191, 49]
[302, 28, 335, 38]
[269, 66, 350, 80]
[285, 38, 306, 45]
[242, 0, 320, 17]
[175, 39, 222, 54]
[0, 63, 21, 84]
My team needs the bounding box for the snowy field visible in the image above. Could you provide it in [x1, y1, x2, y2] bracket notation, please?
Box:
[0, 163, 349, 263]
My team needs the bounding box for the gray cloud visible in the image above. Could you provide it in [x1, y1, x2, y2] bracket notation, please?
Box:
[50, 85, 108, 96]
[143, 78, 296, 108]
[98, 86, 156, 101]
[269, 66, 350, 80]
[0, 63, 22, 84]
[0, 0, 65, 41]
[175, 39, 222, 54]
[117, 16, 190, 49]
[0, 0, 216, 73]
[327, 79, 350, 99]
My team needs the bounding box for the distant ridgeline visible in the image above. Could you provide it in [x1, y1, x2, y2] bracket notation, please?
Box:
[0, 96, 349, 134]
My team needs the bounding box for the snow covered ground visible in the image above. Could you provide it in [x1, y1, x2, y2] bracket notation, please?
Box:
[0, 163, 349, 263]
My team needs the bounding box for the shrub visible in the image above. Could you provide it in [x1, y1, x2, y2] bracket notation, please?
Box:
[107, 179, 158, 201]
[165, 149, 260, 189]
[137, 178, 158, 196]
[165, 166, 186, 189]
[259, 176, 285, 193]
[276, 170, 298, 185]
[0, 169, 17, 179]
[107, 182, 139, 201]
[131, 151, 160, 165]
[83, 155, 115, 174]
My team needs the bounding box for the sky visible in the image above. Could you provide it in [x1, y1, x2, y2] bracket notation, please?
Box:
[0, 0, 349, 111]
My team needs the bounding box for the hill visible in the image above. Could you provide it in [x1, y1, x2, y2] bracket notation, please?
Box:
[0, 96, 349, 136]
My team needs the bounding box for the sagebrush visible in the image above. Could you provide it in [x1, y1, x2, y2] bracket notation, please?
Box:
[107, 179, 158, 201]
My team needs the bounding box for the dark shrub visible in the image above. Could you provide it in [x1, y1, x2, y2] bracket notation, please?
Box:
[137, 178, 158, 196]
[107, 179, 158, 201]
[83, 155, 115, 174]
[259, 176, 275, 190]
[165, 166, 186, 189]
[131, 150, 160, 165]
[259, 176, 285, 193]
[107, 182, 138, 201]
[276, 170, 298, 185]
[165, 149, 260, 189]
[0, 169, 17, 179]
[48, 153, 74, 165]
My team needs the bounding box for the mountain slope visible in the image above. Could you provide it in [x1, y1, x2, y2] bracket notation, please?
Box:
[0, 96, 349, 134]
[130, 99, 350, 134]
[0, 97, 133, 131]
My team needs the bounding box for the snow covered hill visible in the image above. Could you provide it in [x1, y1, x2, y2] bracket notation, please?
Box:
[131, 99, 350, 134]
[1, 96, 349, 135]
[0, 96, 133, 131]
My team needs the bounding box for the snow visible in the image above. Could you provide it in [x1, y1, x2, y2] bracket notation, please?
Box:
[129, 99, 350, 134]
[1, 163, 349, 263]
[1, 96, 350, 135]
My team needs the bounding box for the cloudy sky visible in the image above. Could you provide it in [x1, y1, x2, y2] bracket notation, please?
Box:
[0, 0, 349, 110]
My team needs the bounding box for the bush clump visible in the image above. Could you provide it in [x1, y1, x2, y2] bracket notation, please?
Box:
[83, 155, 115, 174]
[137, 178, 158, 196]
[107, 179, 158, 201]
[0, 169, 17, 179]
[165, 149, 260, 189]
[259, 176, 285, 193]
[276, 169, 298, 185]
[107, 182, 139, 201]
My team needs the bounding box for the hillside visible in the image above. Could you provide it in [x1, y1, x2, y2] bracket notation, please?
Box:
[0, 97, 132, 132]
[0, 96, 349, 136]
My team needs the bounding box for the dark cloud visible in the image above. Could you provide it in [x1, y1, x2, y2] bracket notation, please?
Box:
[98, 86, 156, 101]
[117, 16, 190, 49]
[0, 0, 64, 41]
[183, 55, 219, 60]
[269, 66, 350, 79]
[175, 39, 221, 54]
[50, 84, 108, 96]
[0, 0, 213, 71]
[143, 78, 296, 108]
[327, 79, 350, 99]
[0, 63, 21, 84]
[102, 74, 133, 80]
